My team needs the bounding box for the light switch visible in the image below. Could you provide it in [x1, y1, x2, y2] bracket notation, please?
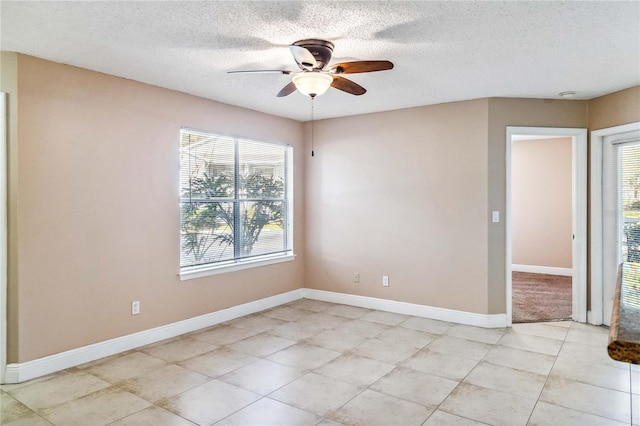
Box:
[492, 211, 500, 223]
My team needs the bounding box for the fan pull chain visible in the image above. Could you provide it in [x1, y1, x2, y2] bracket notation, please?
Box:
[310, 96, 315, 157]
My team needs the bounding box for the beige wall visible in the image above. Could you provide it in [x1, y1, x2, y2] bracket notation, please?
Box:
[1, 52, 20, 363]
[4, 51, 639, 364]
[305, 98, 593, 316]
[9, 55, 305, 362]
[511, 137, 572, 268]
[486, 91, 638, 314]
[305, 100, 491, 314]
[589, 86, 640, 130]
[487, 98, 588, 313]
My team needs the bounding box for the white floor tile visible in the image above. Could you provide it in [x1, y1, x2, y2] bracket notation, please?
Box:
[269, 373, 360, 416]
[539, 377, 631, 423]
[528, 401, 628, 426]
[370, 366, 458, 407]
[328, 389, 431, 426]
[5, 303, 636, 426]
[439, 383, 536, 426]
[463, 361, 547, 399]
[481, 345, 556, 376]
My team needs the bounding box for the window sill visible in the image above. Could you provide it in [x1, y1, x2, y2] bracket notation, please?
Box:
[179, 252, 296, 281]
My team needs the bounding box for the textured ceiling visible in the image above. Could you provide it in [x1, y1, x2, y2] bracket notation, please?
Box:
[1, 1, 639, 121]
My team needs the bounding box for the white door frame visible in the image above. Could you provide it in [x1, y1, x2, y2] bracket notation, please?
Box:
[1, 93, 7, 383]
[590, 122, 640, 325]
[506, 126, 588, 326]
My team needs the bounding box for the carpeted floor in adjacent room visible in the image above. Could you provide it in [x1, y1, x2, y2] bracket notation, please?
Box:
[512, 272, 572, 323]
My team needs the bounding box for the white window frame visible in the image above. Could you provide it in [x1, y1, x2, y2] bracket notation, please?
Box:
[179, 129, 294, 280]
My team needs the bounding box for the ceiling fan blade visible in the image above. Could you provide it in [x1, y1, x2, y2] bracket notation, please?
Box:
[330, 60, 394, 74]
[331, 75, 366, 96]
[289, 45, 318, 70]
[277, 81, 298, 97]
[228, 70, 292, 74]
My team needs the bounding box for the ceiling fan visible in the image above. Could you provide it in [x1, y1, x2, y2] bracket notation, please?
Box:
[228, 39, 394, 98]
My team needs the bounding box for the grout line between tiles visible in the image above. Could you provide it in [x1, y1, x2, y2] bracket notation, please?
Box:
[523, 323, 569, 426]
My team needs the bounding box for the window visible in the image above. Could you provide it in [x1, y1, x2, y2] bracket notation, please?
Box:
[620, 142, 640, 263]
[179, 129, 293, 278]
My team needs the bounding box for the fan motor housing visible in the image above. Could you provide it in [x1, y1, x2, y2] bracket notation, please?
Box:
[292, 39, 334, 70]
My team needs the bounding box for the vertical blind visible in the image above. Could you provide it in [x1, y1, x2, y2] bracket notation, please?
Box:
[619, 141, 640, 263]
[180, 130, 291, 269]
[619, 142, 640, 309]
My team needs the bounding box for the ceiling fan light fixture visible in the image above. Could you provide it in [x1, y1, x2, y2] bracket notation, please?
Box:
[292, 73, 333, 97]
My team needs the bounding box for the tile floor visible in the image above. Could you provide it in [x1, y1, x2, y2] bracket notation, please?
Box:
[1, 299, 637, 426]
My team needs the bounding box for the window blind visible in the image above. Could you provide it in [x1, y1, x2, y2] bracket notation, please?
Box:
[180, 130, 291, 269]
[620, 142, 640, 263]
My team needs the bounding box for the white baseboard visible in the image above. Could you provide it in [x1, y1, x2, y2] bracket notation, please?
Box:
[3, 289, 304, 384]
[512, 264, 572, 276]
[4, 288, 507, 383]
[302, 289, 507, 328]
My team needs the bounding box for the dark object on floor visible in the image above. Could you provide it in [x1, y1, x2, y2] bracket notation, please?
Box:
[512, 272, 572, 323]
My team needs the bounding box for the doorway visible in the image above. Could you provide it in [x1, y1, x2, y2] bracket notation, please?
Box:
[591, 122, 640, 326]
[506, 127, 587, 326]
[511, 135, 573, 322]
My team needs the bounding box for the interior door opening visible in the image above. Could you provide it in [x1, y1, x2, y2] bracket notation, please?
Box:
[511, 135, 573, 323]
[506, 127, 587, 326]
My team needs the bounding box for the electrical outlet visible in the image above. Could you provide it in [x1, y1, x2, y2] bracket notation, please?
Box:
[382, 276, 389, 287]
[354, 272, 360, 283]
[131, 300, 140, 315]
